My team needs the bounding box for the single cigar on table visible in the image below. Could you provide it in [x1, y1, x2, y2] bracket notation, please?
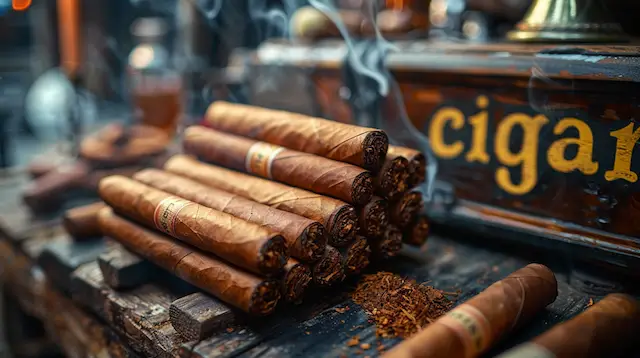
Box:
[164, 155, 358, 247]
[184, 126, 374, 206]
[496, 293, 640, 358]
[22, 161, 91, 212]
[311, 245, 345, 287]
[388, 146, 427, 188]
[98, 176, 288, 276]
[204, 102, 389, 172]
[390, 190, 424, 228]
[63, 202, 107, 239]
[339, 236, 371, 276]
[280, 259, 312, 304]
[385, 264, 558, 358]
[134, 169, 327, 263]
[375, 154, 410, 199]
[98, 208, 280, 315]
[404, 216, 430, 247]
[358, 196, 389, 238]
[370, 226, 403, 260]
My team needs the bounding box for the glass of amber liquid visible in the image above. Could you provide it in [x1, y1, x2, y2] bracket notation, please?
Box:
[127, 17, 183, 138]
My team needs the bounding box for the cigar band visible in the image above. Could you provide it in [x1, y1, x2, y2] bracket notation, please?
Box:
[438, 304, 491, 357]
[153, 197, 193, 236]
[245, 142, 285, 179]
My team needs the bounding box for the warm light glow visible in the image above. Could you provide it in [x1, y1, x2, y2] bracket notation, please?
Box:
[12, 0, 32, 11]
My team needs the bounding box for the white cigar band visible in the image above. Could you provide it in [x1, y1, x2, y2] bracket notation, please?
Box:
[245, 142, 285, 179]
[437, 304, 492, 358]
[153, 197, 193, 236]
[494, 343, 556, 358]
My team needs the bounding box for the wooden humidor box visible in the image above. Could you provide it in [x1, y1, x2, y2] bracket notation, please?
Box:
[248, 40, 640, 272]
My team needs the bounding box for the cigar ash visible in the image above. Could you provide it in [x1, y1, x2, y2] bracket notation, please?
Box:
[352, 272, 453, 338]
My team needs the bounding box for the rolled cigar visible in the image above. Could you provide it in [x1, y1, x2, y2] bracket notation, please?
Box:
[403, 216, 429, 247]
[280, 259, 312, 304]
[98, 208, 280, 315]
[164, 155, 358, 247]
[384, 264, 558, 358]
[311, 245, 345, 287]
[134, 169, 327, 263]
[98, 176, 288, 276]
[358, 196, 389, 238]
[204, 102, 389, 172]
[495, 293, 640, 358]
[63, 202, 107, 239]
[388, 146, 427, 188]
[390, 191, 424, 228]
[375, 155, 410, 199]
[370, 226, 403, 260]
[22, 161, 91, 213]
[340, 236, 371, 276]
[184, 126, 374, 206]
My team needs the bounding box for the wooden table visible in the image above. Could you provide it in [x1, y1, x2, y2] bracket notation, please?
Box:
[0, 175, 637, 358]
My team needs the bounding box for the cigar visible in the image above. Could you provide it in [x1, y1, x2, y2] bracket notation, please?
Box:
[340, 236, 371, 276]
[22, 161, 91, 213]
[496, 293, 640, 358]
[184, 127, 373, 206]
[311, 245, 345, 287]
[375, 155, 410, 199]
[280, 259, 312, 304]
[390, 191, 424, 228]
[134, 169, 327, 263]
[388, 146, 427, 188]
[98, 176, 288, 276]
[63, 202, 107, 240]
[204, 102, 389, 172]
[370, 226, 403, 260]
[403, 216, 429, 247]
[164, 155, 358, 247]
[98, 208, 281, 315]
[384, 264, 558, 358]
[358, 196, 389, 238]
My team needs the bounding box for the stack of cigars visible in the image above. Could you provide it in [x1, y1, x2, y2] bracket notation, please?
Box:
[90, 101, 429, 317]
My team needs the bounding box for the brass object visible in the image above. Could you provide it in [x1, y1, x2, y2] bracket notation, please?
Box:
[507, 0, 629, 43]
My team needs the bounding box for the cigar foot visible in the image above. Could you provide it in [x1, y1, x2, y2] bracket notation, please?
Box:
[362, 131, 390, 172]
[391, 191, 424, 227]
[404, 216, 430, 247]
[282, 262, 312, 304]
[327, 206, 358, 247]
[312, 246, 345, 287]
[297, 222, 327, 263]
[360, 198, 389, 238]
[378, 157, 411, 199]
[351, 172, 374, 206]
[259, 237, 289, 275]
[250, 281, 281, 316]
[343, 237, 371, 276]
[372, 227, 403, 260]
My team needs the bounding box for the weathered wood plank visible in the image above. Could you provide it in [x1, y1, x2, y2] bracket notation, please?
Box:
[170, 293, 237, 341]
[98, 243, 156, 290]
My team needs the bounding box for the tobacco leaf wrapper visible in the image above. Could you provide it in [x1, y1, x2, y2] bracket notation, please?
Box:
[339, 236, 371, 276]
[375, 154, 410, 200]
[403, 216, 430, 247]
[184, 126, 374, 206]
[164, 155, 358, 247]
[63, 202, 107, 240]
[370, 226, 403, 260]
[358, 196, 389, 238]
[98, 208, 280, 315]
[388, 145, 427, 188]
[134, 169, 327, 263]
[384, 264, 558, 358]
[311, 245, 345, 287]
[280, 259, 312, 304]
[390, 190, 424, 228]
[496, 293, 640, 358]
[98, 175, 288, 276]
[204, 101, 389, 171]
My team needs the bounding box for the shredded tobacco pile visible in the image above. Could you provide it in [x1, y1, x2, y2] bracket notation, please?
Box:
[352, 272, 454, 338]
